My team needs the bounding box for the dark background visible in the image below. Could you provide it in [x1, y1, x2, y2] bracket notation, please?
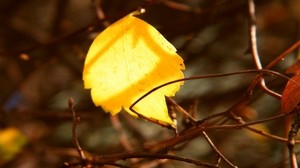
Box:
[0, 0, 299, 167]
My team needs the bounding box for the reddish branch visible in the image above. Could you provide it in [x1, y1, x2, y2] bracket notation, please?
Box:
[68, 98, 86, 161]
[287, 108, 300, 168]
[66, 152, 218, 168]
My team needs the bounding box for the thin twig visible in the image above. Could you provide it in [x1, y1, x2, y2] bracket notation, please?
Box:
[248, 0, 261, 70]
[130, 69, 291, 122]
[245, 126, 291, 143]
[68, 98, 86, 160]
[166, 97, 197, 124]
[144, 110, 299, 153]
[91, 152, 218, 168]
[248, 0, 281, 98]
[162, 0, 197, 13]
[287, 108, 300, 168]
[202, 131, 237, 168]
[110, 115, 139, 164]
[266, 40, 300, 69]
[110, 115, 134, 152]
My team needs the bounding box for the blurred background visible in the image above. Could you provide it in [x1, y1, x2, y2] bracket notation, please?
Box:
[0, 0, 299, 167]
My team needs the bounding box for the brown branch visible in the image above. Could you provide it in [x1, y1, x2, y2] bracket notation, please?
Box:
[68, 98, 86, 160]
[202, 131, 236, 168]
[91, 152, 218, 168]
[287, 108, 300, 168]
[130, 69, 291, 123]
[110, 115, 135, 152]
[166, 97, 197, 124]
[247, 0, 281, 98]
[266, 40, 300, 69]
[144, 110, 298, 153]
[62, 152, 218, 168]
[161, 0, 198, 13]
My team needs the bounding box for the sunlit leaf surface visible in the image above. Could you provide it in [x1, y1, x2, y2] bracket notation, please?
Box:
[83, 11, 185, 125]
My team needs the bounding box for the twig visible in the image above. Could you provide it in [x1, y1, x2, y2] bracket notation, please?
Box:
[144, 110, 298, 153]
[202, 131, 237, 168]
[247, 0, 281, 98]
[245, 126, 290, 143]
[287, 108, 300, 168]
[110, 115, 134, 152]
[248, 0, 261, 70]
[166, 97, 197, 124]
[110, 115, 139, 164]
[67, 98, 86, 160]
[129, 69, 294, 131]
[266, 40, 300, 69]
[162, 0, 198, 13]
[91, 152, 218, 168]
[130, 69, 291, 122]
[240, 40, 300, 109]
[61, 161, 130, 168]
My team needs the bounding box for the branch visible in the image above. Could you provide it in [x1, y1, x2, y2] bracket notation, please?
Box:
[68, 98, 86, 160]
[91, 152, 218, 168]
[202, 131, 237, 168]
[287, 108, 300, 168]
[130, 69, 291, 120]
[247, 0, 281, 98]
[144, 110, 299, 153]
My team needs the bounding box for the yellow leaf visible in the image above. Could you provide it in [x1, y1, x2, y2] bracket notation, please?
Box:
[83, 10, 185, 126]
[0, 127, 27, 161]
